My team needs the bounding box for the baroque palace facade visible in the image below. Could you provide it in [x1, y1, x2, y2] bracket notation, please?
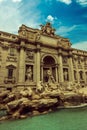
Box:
[0, 22, 87, 89]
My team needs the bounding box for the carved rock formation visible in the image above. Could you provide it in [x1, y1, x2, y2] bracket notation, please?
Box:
[0, 82, 87, 120]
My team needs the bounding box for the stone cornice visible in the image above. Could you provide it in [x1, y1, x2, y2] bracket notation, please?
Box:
[18, 36, 28, 43]
[57, 47, 73, 56]
[0, 31, 18, 43]
[0, 25, 87, 55]
[72, 48, 87, 57]
[72, 48, 87, 52]
[0, 41, 19, 50]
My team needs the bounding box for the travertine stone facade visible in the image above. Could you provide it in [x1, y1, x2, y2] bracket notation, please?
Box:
[0, 22, 87, 89]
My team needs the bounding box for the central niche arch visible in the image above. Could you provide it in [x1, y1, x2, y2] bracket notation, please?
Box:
[43, 56, 55, 66]
[41, 55, 57, 82]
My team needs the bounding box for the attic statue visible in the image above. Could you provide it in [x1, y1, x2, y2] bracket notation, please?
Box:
[40, 22, 56, 36]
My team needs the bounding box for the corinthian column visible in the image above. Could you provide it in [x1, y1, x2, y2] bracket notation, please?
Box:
[55, 64, 58, 82]
[58, 49, 63, 82]
[68, 52, 74, 82]
[36, 44, 41, 85]
[18, 40, 25, 83]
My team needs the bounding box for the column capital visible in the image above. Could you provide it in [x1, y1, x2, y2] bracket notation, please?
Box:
[19, 40, 26, 50]
[68, 50, 73, 57]
[35, 48, 41, 53]
[35, 44, 41, 52]
[58, 48, 63, 56]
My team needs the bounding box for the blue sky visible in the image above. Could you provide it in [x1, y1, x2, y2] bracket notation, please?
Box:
[0, 0, 87, 50]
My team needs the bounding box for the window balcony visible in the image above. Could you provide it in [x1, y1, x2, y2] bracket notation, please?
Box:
[4, 77, 16, 84]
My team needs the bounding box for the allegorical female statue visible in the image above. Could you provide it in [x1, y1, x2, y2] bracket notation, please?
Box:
[26, 66, 33, 81]
[47, 69, 55, 83]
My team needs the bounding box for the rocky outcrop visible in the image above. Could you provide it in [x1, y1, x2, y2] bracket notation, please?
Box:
[0, 82, 87, 120]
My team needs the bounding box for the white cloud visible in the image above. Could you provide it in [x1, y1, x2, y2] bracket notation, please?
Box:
[0, 0, 22, 3]
[46, 15, 57, 23]
[56, 25, 76, 36]
[19, 0, 42, 29]
[76, 0, 87, 7]
[0, 0, 3, 2]
[12, 0, 22, 2]
[47, 15, 54, 22]
[0, 0, 42, 33]
[0, 0, 22, 33]
[57, 0, 72, 5]
[72, 41, 87, 51]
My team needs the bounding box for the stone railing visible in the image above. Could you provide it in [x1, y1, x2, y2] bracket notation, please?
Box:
[72, 48, 87, 56]
[4, 77, 16, 84]
[0, 31, 18, 41]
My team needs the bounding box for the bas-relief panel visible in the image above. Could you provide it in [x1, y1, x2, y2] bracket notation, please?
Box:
[25, 50, 34, 63]
[62, 56, 68, 65]
[59, 41, 70, 48]
[6, 56, 17, 62]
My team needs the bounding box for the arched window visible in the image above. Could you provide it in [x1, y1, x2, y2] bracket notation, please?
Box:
[43, 56, 56, 82]
[79, 71, 83, 80]
[6, 65, 16, 79]
[4, 65, 16, 84]
[74, 70, 77, 80]
[9, 47, 15, 56]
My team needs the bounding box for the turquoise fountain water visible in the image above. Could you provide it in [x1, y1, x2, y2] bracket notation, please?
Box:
[0, 107, 87, 130]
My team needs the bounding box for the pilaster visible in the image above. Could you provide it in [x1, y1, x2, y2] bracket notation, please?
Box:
[68, 52, 74, 82]
[18, 40, 25, 83]
[58, 48, 63, 82]
[41, 62, 43, 81]
[55, 64, 58, 82]
[36, 43, 41, 85]
[0, 48, 7, 84]
[76, 61, 80, 83]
